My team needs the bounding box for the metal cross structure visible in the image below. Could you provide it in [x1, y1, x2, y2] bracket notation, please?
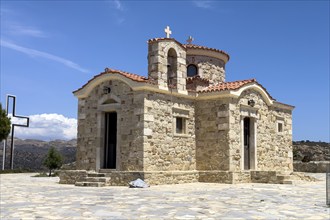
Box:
[2, 95, 29, 170]
[186, 36, 194, 44]
[164, 26, 172, 38]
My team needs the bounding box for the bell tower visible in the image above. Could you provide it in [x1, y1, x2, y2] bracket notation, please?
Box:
[147, 26, 187, 94]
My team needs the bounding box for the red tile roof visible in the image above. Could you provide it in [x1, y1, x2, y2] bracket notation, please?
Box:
[199, 79, 274, 100]
[186, 75, 210, 84]
[73, 68, 148, 93]
[200, 79, 256, 93]
[186, 75, 210, 91]
[103, 68, 148, 82]
[182, 44, 230, 60]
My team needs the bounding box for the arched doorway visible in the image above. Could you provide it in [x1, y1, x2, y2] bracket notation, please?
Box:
[167, 48, 177, 88]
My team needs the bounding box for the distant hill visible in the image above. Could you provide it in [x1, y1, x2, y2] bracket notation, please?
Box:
[293, 140, 329, 162]
[0, 138, 76, 171]
[0, 139, 328, 171]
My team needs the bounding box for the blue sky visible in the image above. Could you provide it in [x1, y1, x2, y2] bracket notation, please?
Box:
[0, 0, 329, 141]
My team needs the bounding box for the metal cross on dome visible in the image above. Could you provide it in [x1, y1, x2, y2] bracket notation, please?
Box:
[187, 36, 194, 44]
[164, 26, 172, 38]
[2, 95, 29, 170]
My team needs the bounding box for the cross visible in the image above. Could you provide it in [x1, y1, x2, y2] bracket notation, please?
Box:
[2, 95, 29, 170]
[164, 26, 172, 38]
[187, 36, 194, 44]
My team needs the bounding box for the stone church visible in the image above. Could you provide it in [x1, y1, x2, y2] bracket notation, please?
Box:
[60, 27, 294, 186]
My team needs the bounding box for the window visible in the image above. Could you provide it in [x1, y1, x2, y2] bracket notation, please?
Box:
[187, 64, 198, 77]
[173, 107, 189, 136]
[278, 122, 283, 133]
[176, 117, 185, 134]
[277, 120, 284, 133]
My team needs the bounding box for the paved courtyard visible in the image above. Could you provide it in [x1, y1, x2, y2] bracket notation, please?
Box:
[0, 173, 329, 219]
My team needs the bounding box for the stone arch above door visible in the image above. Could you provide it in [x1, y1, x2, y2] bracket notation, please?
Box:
[98, 94, 121, 112]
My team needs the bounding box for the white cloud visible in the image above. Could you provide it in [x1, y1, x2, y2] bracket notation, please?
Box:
[0, 40, 89, 73]
[113, 0, 124, 11]
[106, 0, 126, 25]
[6, 23, 47, 38]
[1, 7, 47, 38]
[193, 1, 213, 9]
[9, 113, 77, 141]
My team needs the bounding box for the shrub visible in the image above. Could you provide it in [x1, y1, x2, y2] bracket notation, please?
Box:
[0, 103, 11, 142]
[43, 147, 63, 176]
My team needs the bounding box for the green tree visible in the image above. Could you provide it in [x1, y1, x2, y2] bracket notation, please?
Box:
[43, 146, 63, 176]
[0, 103, 11, 142]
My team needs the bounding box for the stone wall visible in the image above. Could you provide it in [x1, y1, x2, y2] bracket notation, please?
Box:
[59, 170, 87, 184]
[195, 99, 230, 171]
[187, 55, 225, 85]
[144, 171, 199, 185]
[199, 171, 232, 183]
[294, 161, 330, 173]
[143, 92, 196, 172]
[76, 80, 144, 171]
[250, 171, 278, 184]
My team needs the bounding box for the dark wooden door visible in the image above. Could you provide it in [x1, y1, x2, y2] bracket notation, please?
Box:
[104, 112, 117, 169]
[244, 117, 250, 170]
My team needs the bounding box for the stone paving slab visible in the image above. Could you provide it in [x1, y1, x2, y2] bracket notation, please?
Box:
[0, 173, 329, 219]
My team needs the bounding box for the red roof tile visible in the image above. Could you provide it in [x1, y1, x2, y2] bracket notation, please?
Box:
[103, 68, 148, 82]
[200, 79, 256, 93]
[182, 44, 230, 60]
[186, 75, 210, 84]
[73, 68, 147, 93]
[186, 75, 210, 91]
[199, 79, 274, 100]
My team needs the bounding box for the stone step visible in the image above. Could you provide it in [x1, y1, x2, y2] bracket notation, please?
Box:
[84, 177, 108, 183]
[276, 175, 291, 181]
[87, 173, 106, 177]
[98, 169, 115, 173]
[277, 171, 293, 176]
[276, 175, 299, 181]
[280, 180, 294, 184]
[75, 182, 105, 187]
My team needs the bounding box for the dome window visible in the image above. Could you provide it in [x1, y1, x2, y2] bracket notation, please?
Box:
[187, 64, 198, 77]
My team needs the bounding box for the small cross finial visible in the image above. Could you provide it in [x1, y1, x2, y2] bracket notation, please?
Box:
[164, 26, 172, 38]
[187, 36, 194, 44]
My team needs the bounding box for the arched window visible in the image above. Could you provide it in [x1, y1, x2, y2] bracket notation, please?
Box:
[187, 64, 198, 77]
[167, 48, 177, 88]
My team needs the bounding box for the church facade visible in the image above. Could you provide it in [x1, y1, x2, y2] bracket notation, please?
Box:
[61, 28, 294, 186]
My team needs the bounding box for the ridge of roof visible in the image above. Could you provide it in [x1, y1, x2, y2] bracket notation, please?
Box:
[104, 68, 148, 82]
[147, 38, 186, 50]
[199, 79, 256, 93]
[148, 37, 176, 43]
[147, 38, 230, 60]
[73, 68, 148, 94]
[182, 44, 230, 60]
[199, 78, 274, 100]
